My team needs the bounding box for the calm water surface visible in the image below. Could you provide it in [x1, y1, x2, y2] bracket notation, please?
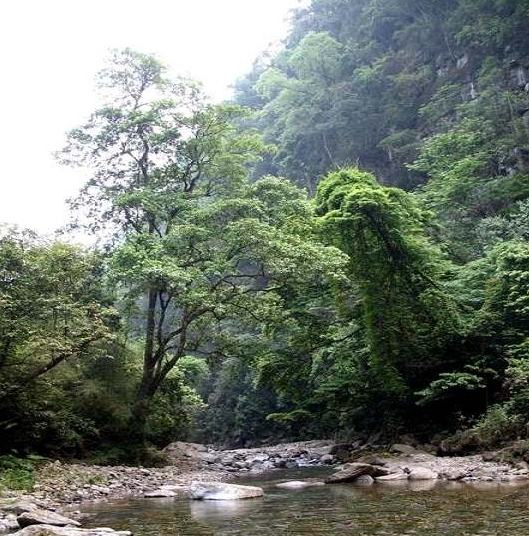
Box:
[82, 468, 529, 535]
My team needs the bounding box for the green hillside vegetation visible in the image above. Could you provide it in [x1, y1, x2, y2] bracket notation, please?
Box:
[2, 0, 529, 461]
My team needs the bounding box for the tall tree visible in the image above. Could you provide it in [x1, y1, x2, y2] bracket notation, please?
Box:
[59, 50, 342, 438]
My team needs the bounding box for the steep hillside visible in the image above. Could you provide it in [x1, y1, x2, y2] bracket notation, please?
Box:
[236, 0, 529, 211]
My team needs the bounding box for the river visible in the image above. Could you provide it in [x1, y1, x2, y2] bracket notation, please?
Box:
[81, 467, 529, 535]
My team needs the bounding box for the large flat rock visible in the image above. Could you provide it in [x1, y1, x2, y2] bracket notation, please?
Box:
[408, 467, 439, 481]
[188, 481, 264, 500]
[325, 463, 390, 483]
[375, 471, 409, 482]
[18, 510, 81, 528]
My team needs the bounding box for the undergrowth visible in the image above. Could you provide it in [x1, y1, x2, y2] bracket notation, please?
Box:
[0, 455, 47, 492]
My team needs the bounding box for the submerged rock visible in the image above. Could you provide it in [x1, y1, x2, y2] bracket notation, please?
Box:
[10, 526, 132, 536]
[353, 475, 375, 485]
[275, 480, 324, 489]
[188, 481, 264, 500]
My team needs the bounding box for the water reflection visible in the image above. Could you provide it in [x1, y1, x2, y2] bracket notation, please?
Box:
[189, 497, 264, 522]
[408, 479, 437, 492]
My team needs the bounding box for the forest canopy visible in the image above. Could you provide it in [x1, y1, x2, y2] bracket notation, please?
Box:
[2, 0, 529, 459]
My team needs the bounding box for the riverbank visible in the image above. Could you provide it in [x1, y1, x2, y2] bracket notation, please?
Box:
[2, 440, 529, 533]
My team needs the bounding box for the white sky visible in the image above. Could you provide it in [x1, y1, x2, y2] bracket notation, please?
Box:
[0, 0, 302, 237]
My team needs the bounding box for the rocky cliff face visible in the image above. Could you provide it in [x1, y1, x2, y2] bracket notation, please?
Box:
[236, 0, 529, 192]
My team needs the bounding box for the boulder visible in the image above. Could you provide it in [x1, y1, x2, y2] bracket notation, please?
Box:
[514, 461, 529, 473]
[355, 455, 387, 466]
[375, 471, 409, 482]
[10, 526, 131, 536]
[325, 463, 389, 483]
[5, 502, 40, 516]
[17, 510, 81, 528]
[333, 449, 351, 463]
[390, 444, 417, 455]
[0, 514, 19, 532]
[478, 450, 499, 462]
[352, 475, 374, 485]
[163, 442, 212, 464]
[144, 489, 177, 498]
[308, 446, 334, 457]
[408, 467, 438, 481]
[188, 481, 264, 500]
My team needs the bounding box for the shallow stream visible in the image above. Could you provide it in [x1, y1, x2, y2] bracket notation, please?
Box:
[82, 467, 529, 535]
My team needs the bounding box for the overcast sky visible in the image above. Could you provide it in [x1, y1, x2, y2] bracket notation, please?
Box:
[0, 0, 302, 236]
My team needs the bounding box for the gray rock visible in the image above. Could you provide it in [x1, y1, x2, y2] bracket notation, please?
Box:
[514, 460, 529, 472]
[10, 526, 132, 536]
[17, 510, 81, 528]
[500, 474, 529, 482]
[188, 481, 264, 500]
[0, 514, 19, 532]
[333, 449, 351, 463]
[163, 441, 210, 463]
[248, 454, 269, 463]
[144, 489, 177, 498]
[320, 454, 334, 464]
[296, 459, 313, 467]
[481, 451, 497, 462]
[325, 463, 388, 483]
[390, 444, 417, 455]
[355, 455, 387, 466]
[196, 452, 217, 463]
[5, 502, 40, 516]
[375, 471, 409, 482]
[408, 467, 438, 481]
[353, 475, 374, 485]
[309, 446, 333, 457]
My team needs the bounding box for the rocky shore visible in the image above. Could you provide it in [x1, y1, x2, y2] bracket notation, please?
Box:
[2, 439, 529, 535]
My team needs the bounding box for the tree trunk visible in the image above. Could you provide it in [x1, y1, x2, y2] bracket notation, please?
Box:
[130, 287, 158, 442]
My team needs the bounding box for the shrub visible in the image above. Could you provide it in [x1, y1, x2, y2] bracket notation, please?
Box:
[0, 455, 38, 491]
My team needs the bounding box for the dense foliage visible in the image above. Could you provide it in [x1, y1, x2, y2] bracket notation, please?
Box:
[2, 0, 529, 459]
[225, 0, 529, 447]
